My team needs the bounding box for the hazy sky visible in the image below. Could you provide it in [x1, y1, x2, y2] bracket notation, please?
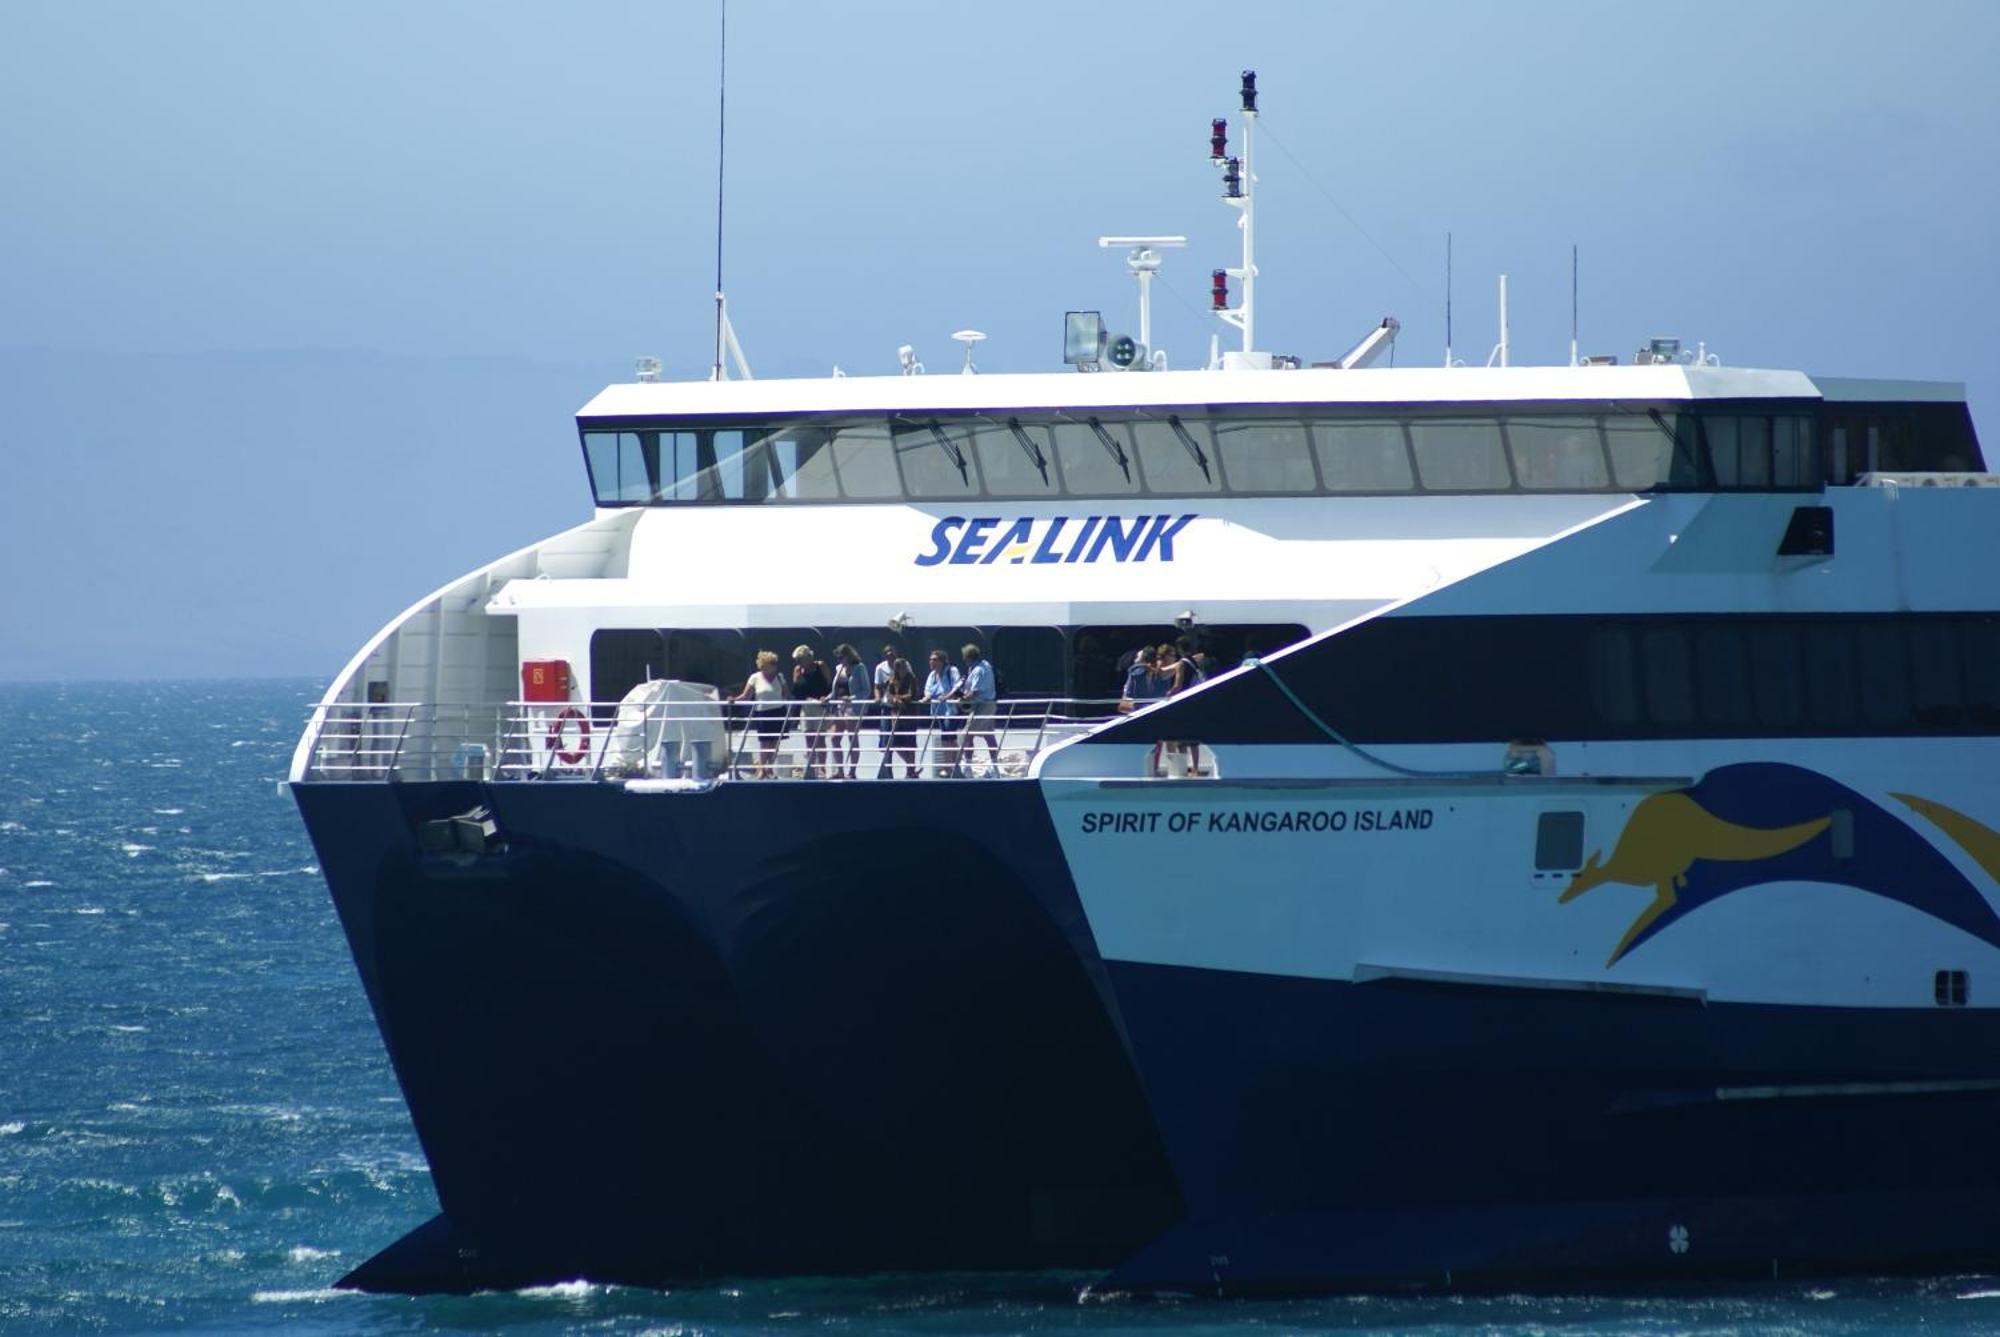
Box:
[3, 1, 1997, 679]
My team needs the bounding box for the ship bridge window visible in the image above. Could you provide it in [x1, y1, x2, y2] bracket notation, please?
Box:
[1603, 416, 1678, 491]
[584, 431, 656, 503]
[1214, 419, 1319, 492]
[970, 419, 1062, 496]
[1051, 420, 1141, 495]
[1131, 417, 1222, 494]
[763, 427, 841, 500]
[1697, 413, 1818, 489]
[1315, 421, 1415, 492]
[1505, 418, 1611, 490]
[830, 423, 902, 499]
[894, 421, 982, 498]
[1410, 419, 1513, 491]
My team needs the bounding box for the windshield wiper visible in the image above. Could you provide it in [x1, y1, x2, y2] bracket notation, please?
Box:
[1166, 414, 1212, 481]
[1086, 417, 1132, 483]
[1005, 417, 1051, 486]
[926, 421, 970, 485]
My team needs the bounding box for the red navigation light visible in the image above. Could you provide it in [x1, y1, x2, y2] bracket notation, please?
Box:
[1211, 270, 1229, 310]
[1222, 157, 1242, 199]
[1209, 118, 1227, 161]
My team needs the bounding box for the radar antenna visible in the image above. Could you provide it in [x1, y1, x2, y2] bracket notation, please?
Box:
[1097, 235, 1185, 371]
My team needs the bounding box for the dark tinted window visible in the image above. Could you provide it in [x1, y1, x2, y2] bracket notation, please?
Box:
[1804, 622, 1859, 727]
[1694, 623, 1753, 728]
[1640, 627, 1695, 726]
[991, 627, 1066, 696]
[589, 629, 667, 704]
[663, 629, 746, 692]
[1855, 622, 1912, 728]
[1749, 624, 1805, 728]
[1535, 811, 1585, 871]
[1589, 628, 1640, 726]
[1910, 622, 1964, 726]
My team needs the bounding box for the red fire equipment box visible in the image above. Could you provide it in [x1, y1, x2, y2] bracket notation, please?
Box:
[521, 659, 574, 703]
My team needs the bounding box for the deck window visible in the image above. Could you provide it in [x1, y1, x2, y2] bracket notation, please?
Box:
[1052, 420, 1141, 494]
[831, 423, 902, 499]
[1506, 418, 1611, 490]
[1410, 419, 1512, 491]
[1215, 419, 1318, 492]
[1315, 421, 1415, 492]
[579, 398, 1958, 506]
[1131, 417, 1221, 494]
[894, 421, 981, 498]
[971, 420, 1061, 496]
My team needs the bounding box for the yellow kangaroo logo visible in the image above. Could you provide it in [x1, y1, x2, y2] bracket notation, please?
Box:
[1560, 792, 1831, 966]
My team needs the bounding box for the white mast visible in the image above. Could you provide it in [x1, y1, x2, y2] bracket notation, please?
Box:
[1211, 71, 1260, 365]
[1487, 273, 1510, 368]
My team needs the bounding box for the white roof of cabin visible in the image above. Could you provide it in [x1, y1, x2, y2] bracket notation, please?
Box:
[577, 364, 1848, 421]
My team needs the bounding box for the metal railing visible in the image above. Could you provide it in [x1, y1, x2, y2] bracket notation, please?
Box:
[298, 696, 1128, 784]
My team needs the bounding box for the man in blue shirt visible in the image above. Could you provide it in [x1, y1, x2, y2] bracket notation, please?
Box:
[953, 642, 1000, 776]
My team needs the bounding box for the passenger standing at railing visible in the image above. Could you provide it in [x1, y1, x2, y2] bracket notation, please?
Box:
[828, 644, 869, 780]
[953, 643, 1001, 776]
[872, 643, 901, 758]
[883, 655, 920, 779]
[727, 650, 789, 779]
[791, 645, 832, 779]
[923, 650, 961, 778]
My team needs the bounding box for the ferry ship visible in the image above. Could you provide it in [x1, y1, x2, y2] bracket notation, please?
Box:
[288, 74, 2000, 1294]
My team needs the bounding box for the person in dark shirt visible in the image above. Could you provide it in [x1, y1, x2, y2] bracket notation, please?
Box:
[790, 644, 832, 779]
[1119, 645, 1164, 713]
[827, 643, 869, 780]
[883, 655, 920, 778]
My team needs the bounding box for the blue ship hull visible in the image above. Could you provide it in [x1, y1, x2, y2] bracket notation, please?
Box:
[1098, 959, 2000, 1294]
[291, 778, 1180, 1292]
[296, 778, 2000, 1294]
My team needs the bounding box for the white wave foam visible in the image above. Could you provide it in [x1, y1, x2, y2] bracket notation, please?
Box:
[23, 881, 54, 888]
[288, 1245, 340, 1262]
[252, 1288, 350, 1304]
[108, 1024, 145, 1033]
[0, 821, 23, 831]
[199, 873, 250, 883]
[119, 843, 151, 858]
[1960, 1289, 2000, 1300]
[0, 1122, 24, 1136]
[152, 808, 184, 816]
[73, 907, 106, 916]
[518, 1280, 596, 1299]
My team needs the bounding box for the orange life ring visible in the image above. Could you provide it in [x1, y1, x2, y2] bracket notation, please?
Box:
[546, 706, 590, 765]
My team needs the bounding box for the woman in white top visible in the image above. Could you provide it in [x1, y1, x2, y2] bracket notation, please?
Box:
[728, 649, 788, 779]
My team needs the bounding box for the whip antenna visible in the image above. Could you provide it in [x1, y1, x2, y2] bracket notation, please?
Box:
[711, 0, 728, 381]
[1444, 232, 1453, 367]
[705, 1, 751, 381]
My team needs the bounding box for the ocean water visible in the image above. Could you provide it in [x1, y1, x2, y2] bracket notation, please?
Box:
[5, 678, 2000, 1335]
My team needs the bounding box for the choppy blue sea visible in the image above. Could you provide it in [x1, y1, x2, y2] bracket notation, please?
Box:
[7, 678, 2000, 1335]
